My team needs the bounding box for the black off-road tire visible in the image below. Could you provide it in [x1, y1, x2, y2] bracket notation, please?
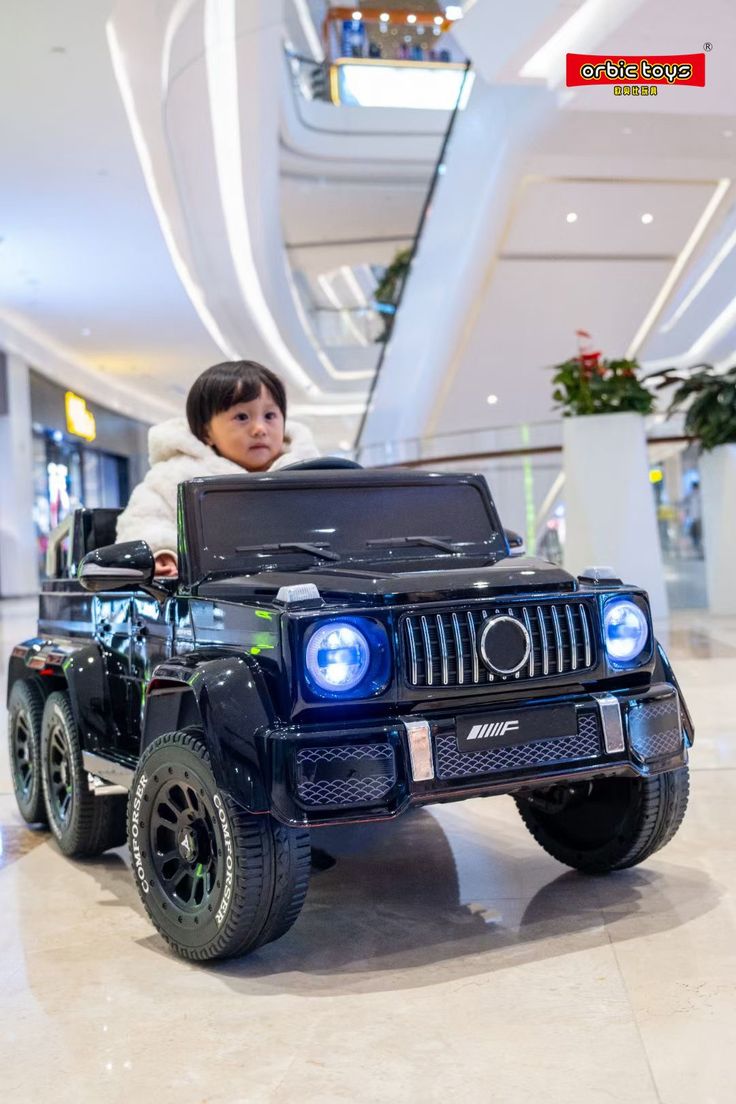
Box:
[8, 680, 48, 825]
[515, 766, 690, 874]
[40, 691, 128, 857]
[128, 729, 311, 961]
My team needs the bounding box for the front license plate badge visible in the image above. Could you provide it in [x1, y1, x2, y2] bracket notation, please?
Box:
[456, 705, 578, 754]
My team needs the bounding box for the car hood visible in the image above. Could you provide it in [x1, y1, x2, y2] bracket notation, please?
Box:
[196, 555, 578, 606]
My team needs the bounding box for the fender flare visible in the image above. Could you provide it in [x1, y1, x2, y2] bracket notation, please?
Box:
[7, 640, 116, 752]
[653, 638, 695, 745]
[143, 652, 274, 812]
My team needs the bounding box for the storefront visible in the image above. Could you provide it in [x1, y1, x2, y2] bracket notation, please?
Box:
[29, 371, 149, 572]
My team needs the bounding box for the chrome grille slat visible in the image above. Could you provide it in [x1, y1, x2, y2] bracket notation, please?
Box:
[550, 605, 563, 673]
[565, 604, 578, 671]
[406, 618, 419, 685]
[451, 613, 464, 684]
[436, 614, 449, 685]
[521, 607, 534, 677]
[580, 603, 592, 667]
[420, 615, 433, 686]
[537, 606, 550, 676]
[466, 612, 479, 684]
[481, 609, 493, 682]
[404, 602, 594, 689]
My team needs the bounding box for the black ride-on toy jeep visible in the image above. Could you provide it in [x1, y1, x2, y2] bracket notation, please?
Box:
[7, 464, 693, 961]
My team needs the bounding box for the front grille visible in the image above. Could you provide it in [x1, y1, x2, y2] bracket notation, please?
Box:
[403, 601, 595, 689]
[435, 710, 602, 780]
[295, 743, 396, 808]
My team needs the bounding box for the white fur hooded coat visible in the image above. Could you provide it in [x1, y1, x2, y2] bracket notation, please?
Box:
[116, 417, 320, 553]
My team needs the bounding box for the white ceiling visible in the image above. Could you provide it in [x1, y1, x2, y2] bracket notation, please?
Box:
[0, 0, 221, 419]
[1, 0, 735, 456]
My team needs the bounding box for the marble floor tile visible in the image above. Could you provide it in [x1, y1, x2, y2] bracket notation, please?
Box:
[1, 598, 734, 1103]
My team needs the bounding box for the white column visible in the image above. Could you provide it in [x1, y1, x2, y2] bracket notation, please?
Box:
[0, 352, 39, 596]
[563, 412, 668, 625]
[700, 444, 736, 615]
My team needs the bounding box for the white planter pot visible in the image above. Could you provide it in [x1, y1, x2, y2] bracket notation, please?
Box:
[562, 412, 668, 624]
[700, 444, 736, 615]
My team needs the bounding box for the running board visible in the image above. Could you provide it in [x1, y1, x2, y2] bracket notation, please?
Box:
[83, 751, 135, 792]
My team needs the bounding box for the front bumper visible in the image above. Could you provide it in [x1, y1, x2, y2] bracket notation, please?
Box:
[266, 682, 689, 826]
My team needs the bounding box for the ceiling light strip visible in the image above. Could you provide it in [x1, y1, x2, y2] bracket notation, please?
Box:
[317, 274, 369, 348]
[660, 224, 736, 334]
[204, 0, 321, 394]
[292, 0, 325, 61]
[106, 20, 239, 361]
[627, 177, 731, 359]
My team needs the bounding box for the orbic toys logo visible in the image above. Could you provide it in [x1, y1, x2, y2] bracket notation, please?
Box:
[566, 53, 706, 97]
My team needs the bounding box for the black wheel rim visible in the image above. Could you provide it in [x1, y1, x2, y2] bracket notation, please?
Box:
[149, 775, 222, 916]
[47, 721, 74, 826]
[527, 777, 642, 851]
[12, 711, 34, 800]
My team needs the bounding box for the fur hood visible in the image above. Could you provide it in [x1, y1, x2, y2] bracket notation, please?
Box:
[116, 416, 320, 553]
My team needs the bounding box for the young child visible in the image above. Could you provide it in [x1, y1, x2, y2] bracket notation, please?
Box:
[116, 360, 319, 575]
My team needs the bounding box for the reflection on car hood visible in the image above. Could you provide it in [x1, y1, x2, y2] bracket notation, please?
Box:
[196, 555, 578, 606]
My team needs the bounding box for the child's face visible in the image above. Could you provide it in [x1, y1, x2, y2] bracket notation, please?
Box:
[204, 385, 285, 472]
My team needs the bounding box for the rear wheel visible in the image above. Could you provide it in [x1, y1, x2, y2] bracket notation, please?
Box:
[8, 680, 47, 825]
[128, 729, 311, 961]
[40, 691, 127, 857]
[515, 766, 690, 873]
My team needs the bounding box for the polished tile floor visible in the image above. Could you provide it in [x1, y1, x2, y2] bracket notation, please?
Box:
[1, 597, 734, 1104]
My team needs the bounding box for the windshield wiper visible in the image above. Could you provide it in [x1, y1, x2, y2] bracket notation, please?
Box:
[234, 541, 339, 562]
[366, 535, 459, 553]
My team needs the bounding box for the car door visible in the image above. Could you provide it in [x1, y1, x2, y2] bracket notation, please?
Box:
[93, 593, 133, 750]
[129, 594, 174, 745]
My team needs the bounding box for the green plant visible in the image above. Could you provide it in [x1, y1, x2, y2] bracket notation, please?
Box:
[551, 351, 655, 417]
[648, 364, 736, 451]
[372, 248, 411, 342]
[373, 247, 411, 308]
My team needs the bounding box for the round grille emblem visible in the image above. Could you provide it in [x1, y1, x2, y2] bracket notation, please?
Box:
[479, 616, 531, 675]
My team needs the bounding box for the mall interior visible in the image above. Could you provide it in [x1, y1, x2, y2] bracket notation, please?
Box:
[1, 1, 735, 1101]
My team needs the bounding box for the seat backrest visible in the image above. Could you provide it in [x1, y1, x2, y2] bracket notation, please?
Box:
[79, 508, 123, 555]
[45, 508, 124, 579]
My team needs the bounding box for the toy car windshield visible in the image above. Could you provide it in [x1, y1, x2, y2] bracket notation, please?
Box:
[184, 472, 507, 578]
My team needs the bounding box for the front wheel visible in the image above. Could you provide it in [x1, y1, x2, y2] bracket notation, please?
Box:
[515, 766, 690, 873]
[128, 730, 311, 961]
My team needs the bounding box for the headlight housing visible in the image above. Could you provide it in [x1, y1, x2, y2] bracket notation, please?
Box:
[303, 617, 391, 699]
[603, 598, 649, 663]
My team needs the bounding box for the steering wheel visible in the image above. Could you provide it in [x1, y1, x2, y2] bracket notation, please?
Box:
[280, 457, 363, 471]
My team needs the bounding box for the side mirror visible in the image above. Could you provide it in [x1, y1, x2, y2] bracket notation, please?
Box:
[79, 540, 156, 594]
[504, 529, 526, 555]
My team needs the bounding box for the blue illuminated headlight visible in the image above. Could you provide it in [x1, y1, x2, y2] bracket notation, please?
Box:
[603, 599, 649, 663]
[305, 621, 371, 692]
[303, 617, 390, 698]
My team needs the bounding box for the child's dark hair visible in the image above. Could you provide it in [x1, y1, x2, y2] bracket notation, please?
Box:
[186, 361, 287, 442]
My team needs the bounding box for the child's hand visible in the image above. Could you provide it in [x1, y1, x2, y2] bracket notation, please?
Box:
[154, 551, 178, 578]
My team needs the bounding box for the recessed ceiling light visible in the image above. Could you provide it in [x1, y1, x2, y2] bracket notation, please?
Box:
[723, 129, 734, 138]
[351, 10, 362, 19]
[622, 126, 633, 135]
[379, 11, 390, 21]
[81, 327, 92, 336]
[434, 15, 444, 25]
[486, 394, 499, 405]
[566, 211, 578, 223]
[641, 212, 654, 224]
[339, 439, 352, 451]
[407, 13, 417, 23]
